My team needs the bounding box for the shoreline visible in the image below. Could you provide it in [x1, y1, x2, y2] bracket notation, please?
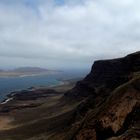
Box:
[0, 79, 77, 105]
[0, 80, 64, 104]
[1, 98, 13, 105]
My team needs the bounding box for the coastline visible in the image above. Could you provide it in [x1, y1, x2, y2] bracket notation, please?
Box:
[0, 78, 78, 105]
[1, 98, 13, 105]
[0, 74, 64, 102]
[0, 81, 62, 104]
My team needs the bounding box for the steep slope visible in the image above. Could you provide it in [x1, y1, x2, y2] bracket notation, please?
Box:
[63, 51, 140, 140]
[75, 77, 140, 140]
[65, 51, 140, 99]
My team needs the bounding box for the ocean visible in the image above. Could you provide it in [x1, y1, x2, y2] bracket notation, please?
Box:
[0, 70, 88, 101]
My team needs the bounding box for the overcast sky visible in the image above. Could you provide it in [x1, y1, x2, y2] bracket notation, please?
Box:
[0, 0, 140, 69]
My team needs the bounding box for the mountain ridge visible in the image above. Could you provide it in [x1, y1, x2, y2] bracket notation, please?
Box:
[65, 51, 140, 99]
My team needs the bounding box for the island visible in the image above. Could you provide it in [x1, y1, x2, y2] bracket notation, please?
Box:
[0, 67, 61, 77]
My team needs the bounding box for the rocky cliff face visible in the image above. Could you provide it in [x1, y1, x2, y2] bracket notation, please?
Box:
[64, 51, 140, 140]
[75, 78, 140, 140]
[65, 51, 140, 99]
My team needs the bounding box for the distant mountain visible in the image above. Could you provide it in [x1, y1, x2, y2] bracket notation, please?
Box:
[12, 67, 49, 73]
[0, 67, 60, 77]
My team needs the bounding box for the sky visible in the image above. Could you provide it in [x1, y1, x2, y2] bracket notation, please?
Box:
[0, 0, 140, 70]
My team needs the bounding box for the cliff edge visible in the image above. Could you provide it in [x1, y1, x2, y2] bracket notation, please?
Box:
[64, 51, 140, 140]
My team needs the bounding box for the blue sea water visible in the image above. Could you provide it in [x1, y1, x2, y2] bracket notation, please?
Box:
[0, 70, 88, 101]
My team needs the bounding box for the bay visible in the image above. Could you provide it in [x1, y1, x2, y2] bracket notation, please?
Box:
[0, 70, 88, 101]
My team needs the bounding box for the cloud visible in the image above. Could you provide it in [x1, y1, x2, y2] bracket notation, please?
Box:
[0, 0, 140, 69]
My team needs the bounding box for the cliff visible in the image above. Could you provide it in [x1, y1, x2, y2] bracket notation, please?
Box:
[65, 51, 140, 99]
[63, 51, 140, 140]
